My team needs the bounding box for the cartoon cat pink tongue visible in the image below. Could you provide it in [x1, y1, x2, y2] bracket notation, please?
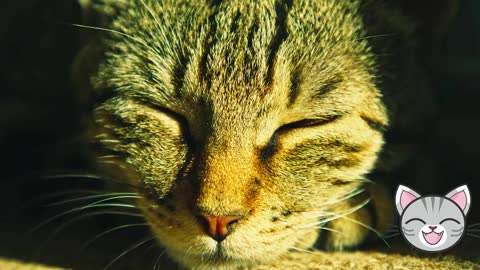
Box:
[423, 231, 443, 245]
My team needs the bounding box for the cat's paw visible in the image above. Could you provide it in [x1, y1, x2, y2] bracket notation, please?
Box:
[320, 184, 395, 251]
[323, 205, 373, 250]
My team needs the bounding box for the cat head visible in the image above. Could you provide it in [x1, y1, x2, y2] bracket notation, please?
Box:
[395, 185, 471, 252]
[73, 0, 398, 269]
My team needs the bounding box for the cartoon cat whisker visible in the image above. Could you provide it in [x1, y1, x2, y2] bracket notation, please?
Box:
[466, 233, 480, 239]
[467, 222, 480, 228]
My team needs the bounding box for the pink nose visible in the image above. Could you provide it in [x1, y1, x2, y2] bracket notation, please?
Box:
[429, 226, 437, 231]
[197, 214, 243, 242]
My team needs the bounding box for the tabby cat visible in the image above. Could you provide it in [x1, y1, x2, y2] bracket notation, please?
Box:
[72, 0, 451, 269]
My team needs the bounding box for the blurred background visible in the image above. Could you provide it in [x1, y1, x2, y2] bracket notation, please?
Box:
[0, 0, 479, 268]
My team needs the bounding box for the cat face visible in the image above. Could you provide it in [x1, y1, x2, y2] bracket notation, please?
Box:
[396, 185, 471, 252]
[81, 0, 389, 268]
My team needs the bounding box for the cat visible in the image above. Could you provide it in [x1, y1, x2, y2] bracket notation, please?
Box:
[71, 0, 455, 269]
[396, 185, 471, 252]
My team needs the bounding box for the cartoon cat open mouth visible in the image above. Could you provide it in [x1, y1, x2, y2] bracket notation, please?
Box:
[422, 231, 444, 245]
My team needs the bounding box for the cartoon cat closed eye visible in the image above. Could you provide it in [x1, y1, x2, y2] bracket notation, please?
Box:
[395, 185, 471, 252]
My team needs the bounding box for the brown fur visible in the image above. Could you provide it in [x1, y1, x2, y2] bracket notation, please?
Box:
[72, 0, 447, 269]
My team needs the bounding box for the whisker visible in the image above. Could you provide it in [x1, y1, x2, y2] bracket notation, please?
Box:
[355, 33, 395, 42]
[9, 171, 110, 189]
[288, 187, 365, 215]
[70, 23, 154, 52]
[41, 173, 141, 189]
[82, 223, 150, 250]
[320, 188, 366, 208]
[143, 242, 160, 256]
[103, 236, 156, 270]
[153, 249, 167, 270]
[97, 155, 120, 160]
[298, 199, 371, 229]
[44, 192, 139, 207]
[79, 195, 141, 207]
[466, 233, 480, 239]
[39, 211, 145, 252]
[31, 203, 139, 233]
[289, 247, 316, 254]
[315, 226, 343, 234]
[138, 0, 162, 32]
[42, 173, 107, 181]
[18, 189, 103, 210]
[183, 246, 194, 262]
[341, 215, 391, 248]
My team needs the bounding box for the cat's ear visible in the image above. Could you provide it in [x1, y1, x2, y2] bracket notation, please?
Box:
[445, 185, 471, 215]
[395, 185, 420, 215]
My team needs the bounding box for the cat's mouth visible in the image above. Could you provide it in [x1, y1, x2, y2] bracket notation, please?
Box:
[422, 231, 444, 245]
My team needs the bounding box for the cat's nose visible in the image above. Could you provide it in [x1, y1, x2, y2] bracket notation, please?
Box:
[196, 214, 243, 242]
[429, 226, 437, 231]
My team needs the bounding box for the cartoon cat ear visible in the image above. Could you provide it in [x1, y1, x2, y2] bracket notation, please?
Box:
[445, 185, 471, 215]
[395, 185, 420, 215]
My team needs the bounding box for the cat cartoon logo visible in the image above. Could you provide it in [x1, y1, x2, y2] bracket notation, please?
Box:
[395, 185, 471, 252]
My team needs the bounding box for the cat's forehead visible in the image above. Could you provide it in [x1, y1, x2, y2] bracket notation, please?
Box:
[99, 0, 374, 112]
[95, 0, 384, 145]
[403, 196, 464, 218]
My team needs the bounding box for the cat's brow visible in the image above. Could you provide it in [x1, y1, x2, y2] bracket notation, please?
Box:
[431, 197, 435, 213]
[438, 196, 445, 212]
[265, 0, 293, 87]
[421, 198, 428, 212]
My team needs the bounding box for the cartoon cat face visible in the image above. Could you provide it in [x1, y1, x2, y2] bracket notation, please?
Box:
[395, 185, 471, 252]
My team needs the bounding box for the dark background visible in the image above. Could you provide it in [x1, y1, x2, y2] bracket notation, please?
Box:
[0, 0, 479, 268]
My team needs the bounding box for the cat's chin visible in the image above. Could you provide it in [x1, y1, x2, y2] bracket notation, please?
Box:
[167, 246, 273, 270]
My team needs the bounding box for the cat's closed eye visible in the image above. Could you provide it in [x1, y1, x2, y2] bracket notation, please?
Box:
[138, 100, 196, 143]
[440, 218, 461, 224]
[405, 218, 426, 224]
[261, 115, 343, 160]
[276, 115, 343, 133]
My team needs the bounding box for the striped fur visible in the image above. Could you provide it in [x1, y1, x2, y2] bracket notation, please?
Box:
[73, 0, 436, 269]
